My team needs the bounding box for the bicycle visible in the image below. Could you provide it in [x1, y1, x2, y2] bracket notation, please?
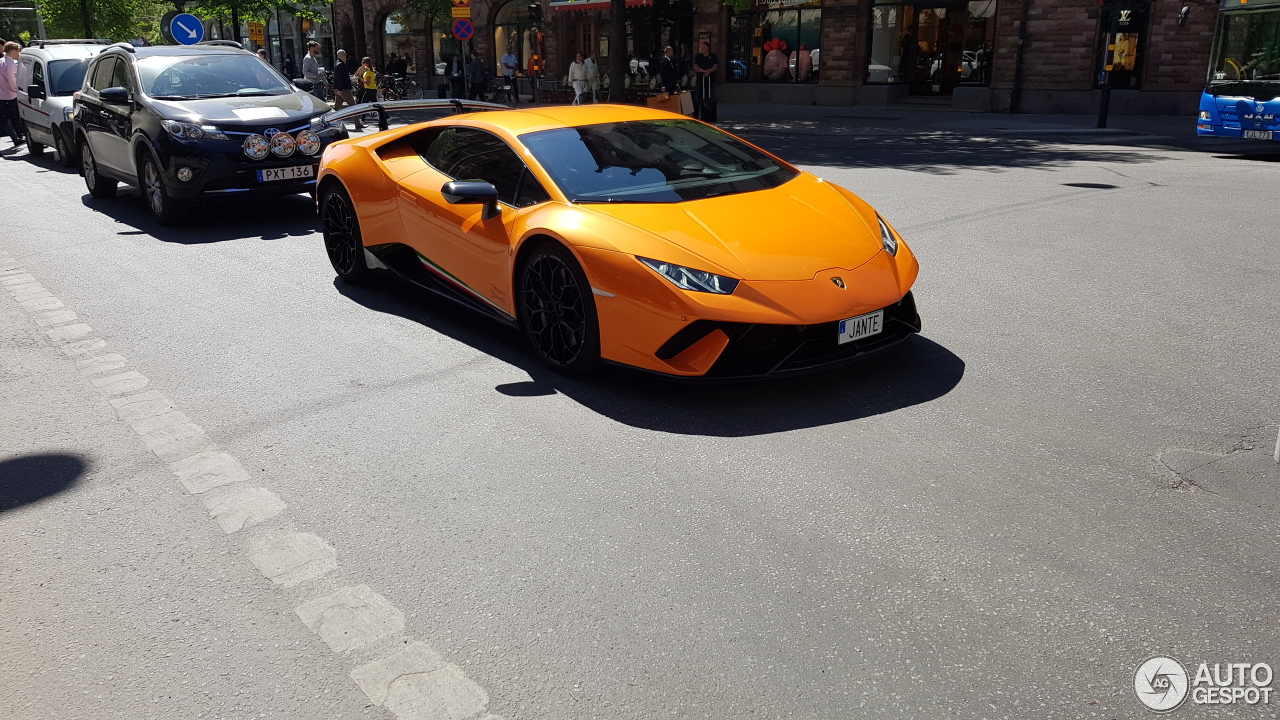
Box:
[378, 74, 424, 101]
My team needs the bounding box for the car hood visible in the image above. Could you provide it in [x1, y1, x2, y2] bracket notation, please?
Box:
[151, 92, 328, 125]
[579, 173, 884, 281]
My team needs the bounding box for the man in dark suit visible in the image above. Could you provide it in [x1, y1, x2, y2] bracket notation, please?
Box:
[657, 45, 679, 94]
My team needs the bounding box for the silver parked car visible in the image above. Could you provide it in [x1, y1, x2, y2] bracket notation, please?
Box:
[18, 39, 108, 166]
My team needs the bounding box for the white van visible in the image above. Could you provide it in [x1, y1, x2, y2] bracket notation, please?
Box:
[18, 40, 108, 166]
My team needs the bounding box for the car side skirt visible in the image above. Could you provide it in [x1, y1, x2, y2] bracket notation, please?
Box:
[367, 243, 519, 329]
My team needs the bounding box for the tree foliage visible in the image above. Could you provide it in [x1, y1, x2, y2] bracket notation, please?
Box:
[399, 0, 455, 25]
[191, 0, 333, 27]
[38, 0, 170, 41]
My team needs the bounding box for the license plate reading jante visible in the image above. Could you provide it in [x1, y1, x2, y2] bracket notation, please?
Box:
[838, 310, 884, 345]
[257, 165, 314, 182]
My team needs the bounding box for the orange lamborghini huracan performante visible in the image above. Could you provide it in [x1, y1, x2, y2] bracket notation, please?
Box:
[316, 102, 920, 379]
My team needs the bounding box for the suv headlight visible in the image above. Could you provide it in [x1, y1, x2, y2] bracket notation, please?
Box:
[877, 215, 899, 256]
[638, 257, 739, 295]
[162, 120, 228, 141]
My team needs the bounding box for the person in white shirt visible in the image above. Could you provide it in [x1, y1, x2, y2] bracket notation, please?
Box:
[0, 41, 22, 145]
[302, 41, 324, 101]
[584, 51, 599, 103]
[568, 52, 586, 105]
[501, 44, 519, 106]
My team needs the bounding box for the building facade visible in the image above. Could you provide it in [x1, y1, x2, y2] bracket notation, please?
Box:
[327, 0, 1220, 114]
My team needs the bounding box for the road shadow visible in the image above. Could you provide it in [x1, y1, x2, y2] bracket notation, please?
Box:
[740, 128, 1164, 175]
[0, 453, 88, 513]
[79, 190, 319, 244]
[334, 275, 964, 436]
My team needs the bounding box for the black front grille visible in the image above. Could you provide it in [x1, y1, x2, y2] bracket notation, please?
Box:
[658, 292, 922, 379]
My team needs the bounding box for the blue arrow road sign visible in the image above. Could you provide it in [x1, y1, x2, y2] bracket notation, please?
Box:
[171, 13, 205, 45]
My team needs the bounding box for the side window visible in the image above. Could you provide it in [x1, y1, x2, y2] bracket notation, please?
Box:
[514, 168, 551, 208]
[111, 58, 134, 93]
[18, 58, 32, 87]
[426, 127, 525, 206]
[32, 61, 45, 91]
[90, 58, 116, 91]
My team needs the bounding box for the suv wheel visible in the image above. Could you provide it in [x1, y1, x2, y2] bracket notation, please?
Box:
[79, 140, 117, 199]
[140, 154, 182, 225]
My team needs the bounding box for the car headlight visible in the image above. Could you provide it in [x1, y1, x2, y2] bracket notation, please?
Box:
[162, 120, 227, 140]
[1199, 110, 1212, 121]
[877, 215, 899, 256]
[310, 116, 340, 133]
[296, 130, 321, 155]
[62, 106, 73, 123]
[638, 257, 740, 295]
[270, 132, 297, 157]
[243, 134, 270, 160]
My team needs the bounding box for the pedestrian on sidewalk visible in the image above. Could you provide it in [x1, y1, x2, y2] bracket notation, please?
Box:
[585, 51, 599, 103]
[657, 45, 679, 95]
[302, 41, 324, 100]
[569, 52, 587, 105]
[467, 50, 487, 101]
[693, 39, 718, 120]
[501, 44, 520, 106]
[358, 57, 378, 104]
[1, 41, 25, 146]
[331, 50, 364, 130]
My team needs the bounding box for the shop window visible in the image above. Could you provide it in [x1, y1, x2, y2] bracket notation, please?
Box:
[494, 0, 535, 80]
[1094, 3, 1148, 89]
[383, 12, 423, 74]
[728, 0, 822, 83]
[868, 1, 995, 90]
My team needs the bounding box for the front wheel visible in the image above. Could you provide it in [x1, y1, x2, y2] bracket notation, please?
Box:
[404, 81, 424, 100]
[25, 132, 44, 157]
[517, 243, 601, 374]
[79, 140, 117, 199]
[320, 184, 372, 284]
[54, 129, 75, 168]
[140, 154, 183, 225]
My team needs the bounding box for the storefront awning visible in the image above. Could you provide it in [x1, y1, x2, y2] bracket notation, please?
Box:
[548, 0, 653, 13]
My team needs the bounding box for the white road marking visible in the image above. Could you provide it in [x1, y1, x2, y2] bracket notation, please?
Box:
[203, 486, 287, 533]
[33, 309, 79, 327]
[5, 251, 505, 719]
[295, 584, 406, 653]
[352, 643, 492, 720]
[21, 297, 65, 312]
[77, 353, 127, 375]
[249, 532, 338, 586]
[61, 338, 107, 356]
[90, 370, 149, 395]
[169, 450, 252, 494]
[45, 323, 93, 343]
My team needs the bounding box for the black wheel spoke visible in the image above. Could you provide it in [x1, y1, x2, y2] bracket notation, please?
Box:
[521, 252, 589, 369]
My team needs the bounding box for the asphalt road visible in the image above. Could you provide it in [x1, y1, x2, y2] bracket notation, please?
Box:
[2, 113, 1279, 720]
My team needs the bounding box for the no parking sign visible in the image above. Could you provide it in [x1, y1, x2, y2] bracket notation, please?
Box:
[452, 19, 474, 41]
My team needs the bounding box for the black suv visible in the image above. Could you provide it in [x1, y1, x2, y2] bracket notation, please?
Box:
[73, 42, 346, 224]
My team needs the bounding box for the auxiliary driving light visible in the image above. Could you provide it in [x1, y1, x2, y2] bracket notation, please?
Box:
[270, 132, 297, 158]
[243, 134, 270, 160]
[296, 130, 321, 156]
[176, 167, 193, 182]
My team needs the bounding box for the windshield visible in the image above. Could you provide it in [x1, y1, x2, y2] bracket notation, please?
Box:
[48, 59, 90, 96]
[136, 54, 294, 99]
[521, 120, 798, 204]
[1209, 9, 1280, 97]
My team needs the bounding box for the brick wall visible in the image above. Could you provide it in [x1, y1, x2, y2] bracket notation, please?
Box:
[1144, 0, 1216, 92]
[821, 3, 860, 85]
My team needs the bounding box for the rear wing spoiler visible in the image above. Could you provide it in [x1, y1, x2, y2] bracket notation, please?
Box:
[322, 99, 512, 132]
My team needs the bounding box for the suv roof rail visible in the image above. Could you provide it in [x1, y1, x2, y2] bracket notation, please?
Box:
[30, 39, 111, 48]
[106, 42, 136, 53]
[198, 40, 244, 49]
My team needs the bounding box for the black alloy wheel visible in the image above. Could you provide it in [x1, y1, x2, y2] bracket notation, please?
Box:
[79, 140, 117, 199]
[518, 243, 600, 374]
[141, 154, 182, 225]
[320, 185, 371, 283]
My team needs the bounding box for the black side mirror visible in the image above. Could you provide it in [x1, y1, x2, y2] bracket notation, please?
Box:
[293, 78, 314, 91]
[26, 84, 46, 100]
[441, 180, 501, 219]
[99, 86, 130, 105]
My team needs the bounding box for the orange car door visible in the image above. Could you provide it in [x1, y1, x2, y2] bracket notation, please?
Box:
[396, 127, 539, 315]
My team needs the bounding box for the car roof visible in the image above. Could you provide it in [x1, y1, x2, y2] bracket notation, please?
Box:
[104, 45, 251, 61]
[461, 104, 693, 136]
[21, 43, 106, 60]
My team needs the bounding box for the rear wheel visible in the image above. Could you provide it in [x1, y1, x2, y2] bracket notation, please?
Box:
[320, 184, 371, 284]
[404, 81, 424, 100]
[140, 154, 182, 225]
[517, 243, 600, 374]
[79, 139, 117, 199]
